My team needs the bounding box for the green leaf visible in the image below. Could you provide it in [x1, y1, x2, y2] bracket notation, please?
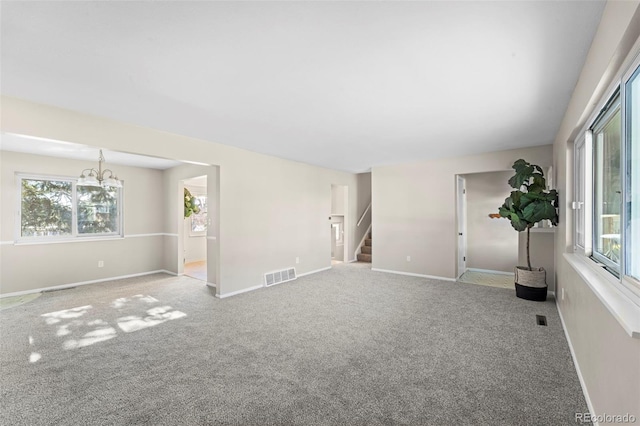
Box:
[520, 192, 542, 209]
[509, 213, 528, 232]
[509, 191, 522, 208]
[508, 159, 535, 189]
[499, 159, 558, 231]
[504, 197, 513, 210]
[527, 173, 546, 193]
[498, 206, 511, 218]
[522, 201, 557, 223]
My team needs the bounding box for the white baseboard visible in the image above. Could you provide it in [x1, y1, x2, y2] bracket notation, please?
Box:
[216, 284, 264, 299]
[466, 268, 515, 276]
[372, 268, 456, 282]
[556, 301, 598, 425]
[298, 266, 331, 278]
[206, 282, 217, 289]
[0, 270, 173, 298]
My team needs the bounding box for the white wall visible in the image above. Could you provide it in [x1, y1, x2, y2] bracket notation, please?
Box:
[0, 151, 165, 294]
[331, 184, 345, 215]
[372, 145, 552, 280]
[464, 171, 518, 273]
[552, 1, 640, 420]
[0, 97, 360, 296]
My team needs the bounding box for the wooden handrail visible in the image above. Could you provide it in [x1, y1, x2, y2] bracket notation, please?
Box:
[357, 202, 372, 227]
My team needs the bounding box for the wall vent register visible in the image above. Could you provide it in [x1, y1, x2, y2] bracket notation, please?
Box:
[265, 268, 297, 287]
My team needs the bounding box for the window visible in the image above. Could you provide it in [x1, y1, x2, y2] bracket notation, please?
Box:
[574, 59, 640, 300]
[625, 65, 640, 282]
[18, 174, 123, 241]
[190, 195, 207, 235]
[20, 178, 73, 237]
[574, 134, 589, 251]
[591, 92, 621, 272]
[77, 185, 121, 235]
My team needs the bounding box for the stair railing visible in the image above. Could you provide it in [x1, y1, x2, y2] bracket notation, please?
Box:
[357, 201, 371, 227]
[354, 223, 373, 260]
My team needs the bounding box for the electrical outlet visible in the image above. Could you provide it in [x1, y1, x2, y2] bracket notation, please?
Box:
[406, 256, 411, 262]
[98, 260, 104, 268]
[296, 257, 300, 264]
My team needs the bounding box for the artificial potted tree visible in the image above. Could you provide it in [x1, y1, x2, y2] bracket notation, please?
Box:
[184, 188, 201, 218]
[497, 159, 558, 301]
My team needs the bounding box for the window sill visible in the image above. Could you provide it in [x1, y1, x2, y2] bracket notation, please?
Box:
[563, 253, 640, 339]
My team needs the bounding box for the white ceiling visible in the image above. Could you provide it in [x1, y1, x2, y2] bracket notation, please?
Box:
[0, 1, 605, 173]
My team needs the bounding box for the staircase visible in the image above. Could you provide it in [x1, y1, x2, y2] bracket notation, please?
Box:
[357, 232, 372, 263]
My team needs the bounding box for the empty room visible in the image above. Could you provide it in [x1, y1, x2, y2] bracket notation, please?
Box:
[1, 1, 639, 425]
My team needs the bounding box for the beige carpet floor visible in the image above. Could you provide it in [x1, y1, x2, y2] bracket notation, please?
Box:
[0, 265, 587, 425]
[0, 264, 588, 426]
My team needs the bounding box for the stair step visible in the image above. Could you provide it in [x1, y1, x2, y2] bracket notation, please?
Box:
[361, 246, 372, 254]
[365, 239, 373, 247]
[357, 253, 372, 262]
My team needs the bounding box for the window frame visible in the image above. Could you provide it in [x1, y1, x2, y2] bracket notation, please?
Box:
[589, 91, 622, 275]
[16, 173, 124, 243]
[622, 57, 640, 296]
[573, 52, 640, 306]
[573, 131, 592, 255]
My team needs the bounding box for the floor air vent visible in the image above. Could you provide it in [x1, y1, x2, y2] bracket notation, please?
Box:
[265, 268, 297, 287]
[536, 315, 547, 326]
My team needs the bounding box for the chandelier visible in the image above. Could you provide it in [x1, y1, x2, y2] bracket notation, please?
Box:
[77, 149, 123, 188]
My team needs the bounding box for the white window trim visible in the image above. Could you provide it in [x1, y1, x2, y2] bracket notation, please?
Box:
[590, 93, 621, 274]
[16, 172, 124, 244]
[570, 48, 640, 332]
[573, 131, 593, 256]
[622, 54, 640, 299]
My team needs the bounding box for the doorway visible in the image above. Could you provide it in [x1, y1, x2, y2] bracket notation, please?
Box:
[183, 175, 207, 282]
[456, 176, 467, 278]
[330, 184, 349, 264]
[456, 170, 519, 285]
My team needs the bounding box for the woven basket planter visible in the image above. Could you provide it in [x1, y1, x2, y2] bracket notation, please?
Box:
[514, 266, 547, 301]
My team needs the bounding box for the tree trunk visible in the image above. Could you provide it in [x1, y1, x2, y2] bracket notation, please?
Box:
[526, 226, 532, 271]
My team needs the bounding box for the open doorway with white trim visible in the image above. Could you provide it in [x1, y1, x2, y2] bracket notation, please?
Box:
[330, 184, 349, 265]
[182, 176, 207, 282]
[456, 171, 518, 289]
[456, 175, 467, 278]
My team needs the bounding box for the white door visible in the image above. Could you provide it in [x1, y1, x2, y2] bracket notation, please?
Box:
[456, 176, 467, 278]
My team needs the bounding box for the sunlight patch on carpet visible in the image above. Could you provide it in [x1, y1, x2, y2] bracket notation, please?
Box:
[31, 296, 186, 362]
